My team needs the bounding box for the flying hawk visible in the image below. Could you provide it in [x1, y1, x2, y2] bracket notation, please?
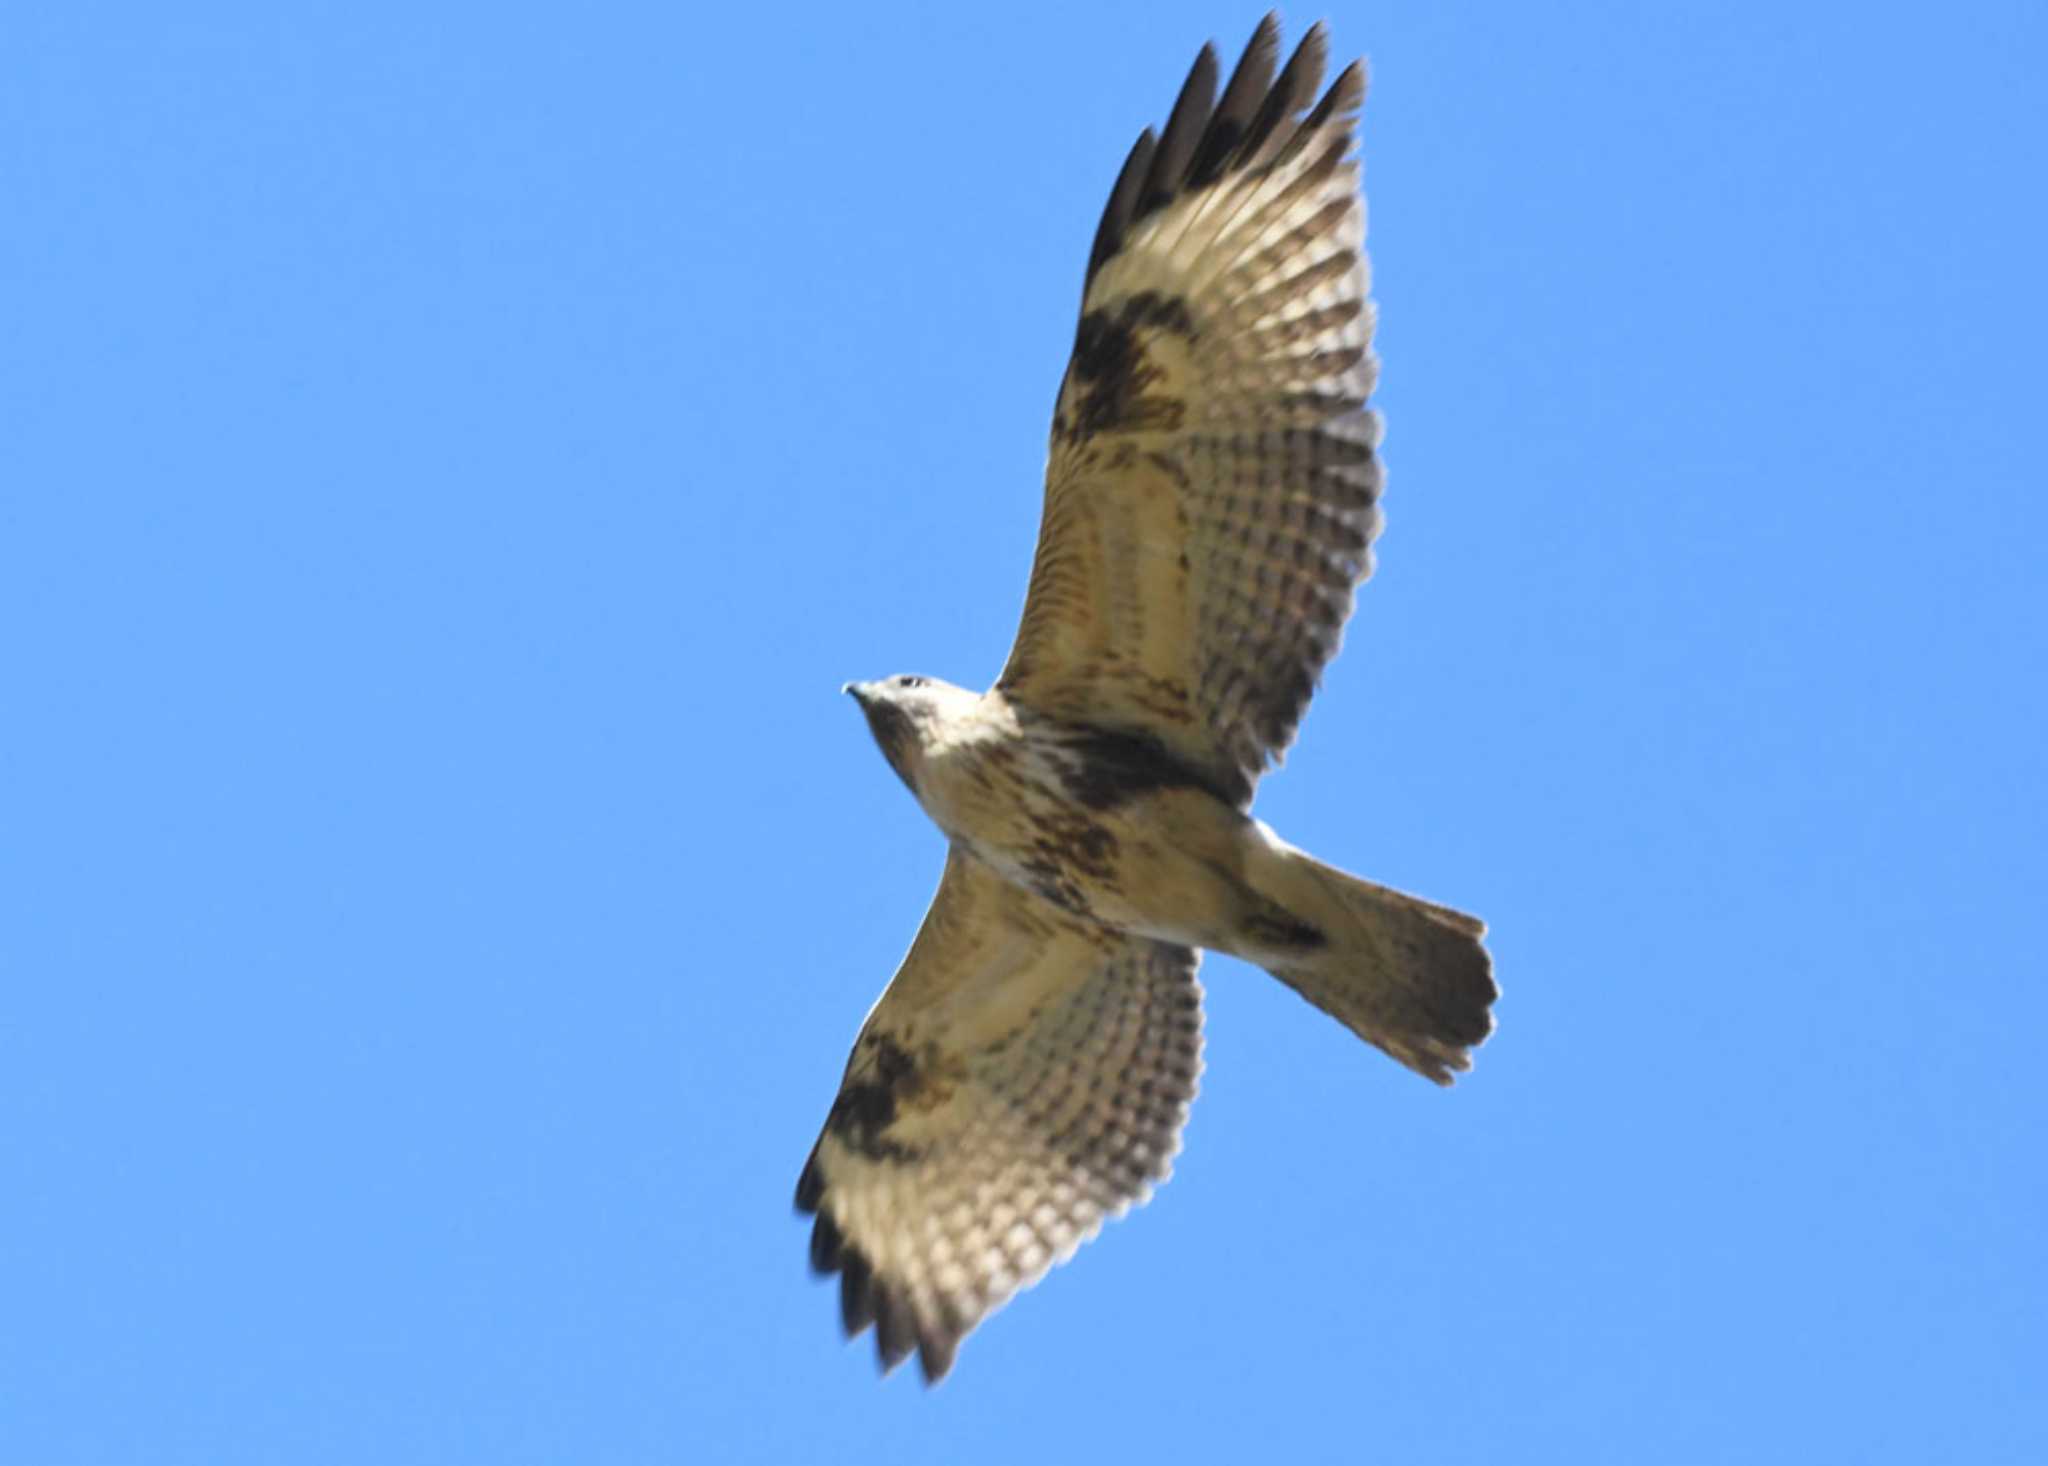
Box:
[797, 14, 1496, 1384]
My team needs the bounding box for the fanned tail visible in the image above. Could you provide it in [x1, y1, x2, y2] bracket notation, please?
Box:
[1237, 830, 1497, 1083]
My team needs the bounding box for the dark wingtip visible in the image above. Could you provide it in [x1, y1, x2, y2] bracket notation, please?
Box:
[839, 1248, 876, 1336]
[1238, 20, 1327, 167]
[808, 1209, 845, 1274]
[1187, 13, 1281, 191]
[1139, 40, 1219, 216]
[1304, 57, 1366, 138]
[873, 1284, 916, 1373]
[797, 1165, 959, 1380]
[1084, 18, 1364, 290]
[794, 1147, 825, 1213]
[1333, 57, 1368, 110]
[917, 1329, 960, 1386]
[1087, 127, 1158, 284]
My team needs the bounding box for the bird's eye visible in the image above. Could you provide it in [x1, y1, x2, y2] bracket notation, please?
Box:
[896, 675, 924, 690]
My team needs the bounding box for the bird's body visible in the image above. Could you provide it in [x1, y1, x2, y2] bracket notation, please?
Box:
[859, 680, 1248, 944]
[852, 676, 1492, 1074]
[797, 15, 1498, 1384]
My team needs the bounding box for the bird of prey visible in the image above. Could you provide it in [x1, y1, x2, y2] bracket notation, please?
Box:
[797, 14, 1496, 1384]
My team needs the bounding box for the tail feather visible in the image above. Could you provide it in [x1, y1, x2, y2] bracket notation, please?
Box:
[1239, 836, 1497, 1084]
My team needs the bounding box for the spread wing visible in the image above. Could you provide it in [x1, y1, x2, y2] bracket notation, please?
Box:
[795, 849, 1203, 1383]
[998, 16, 1381, 808]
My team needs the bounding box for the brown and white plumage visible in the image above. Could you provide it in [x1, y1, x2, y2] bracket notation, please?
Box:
[1002, 17, 1378, 807]
[798, 15, 1494, 1386]
[796, 850, 1200, 1383]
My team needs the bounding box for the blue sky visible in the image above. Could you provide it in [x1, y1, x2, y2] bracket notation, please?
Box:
[4, 1, 2044, 1460]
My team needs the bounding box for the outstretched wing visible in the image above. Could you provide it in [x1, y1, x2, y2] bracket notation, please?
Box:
[795, 849, 1203, 1383]
[998, 16, 1381, 808]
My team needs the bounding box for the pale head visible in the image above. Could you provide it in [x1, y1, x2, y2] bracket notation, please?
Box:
[843, 674, 976, 793]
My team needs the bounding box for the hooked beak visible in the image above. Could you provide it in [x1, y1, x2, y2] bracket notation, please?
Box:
[842, 681, 870, 705]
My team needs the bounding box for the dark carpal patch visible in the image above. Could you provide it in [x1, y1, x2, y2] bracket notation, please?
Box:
[1120, 290, 1196, 337]
[1060, 293, 1196, 443]
[825, 1033, 925, 1164]
[797, 1033, 942, 1375]
[1071, 308, 1139, 387]
[1059, 723, 1234, 810]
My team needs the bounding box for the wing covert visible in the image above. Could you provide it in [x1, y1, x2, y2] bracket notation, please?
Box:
[999, 15, 1382, 807]
[795, 850, 1204, 1383]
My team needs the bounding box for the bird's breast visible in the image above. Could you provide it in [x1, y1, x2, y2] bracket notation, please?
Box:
[921, 723, 1248, 943]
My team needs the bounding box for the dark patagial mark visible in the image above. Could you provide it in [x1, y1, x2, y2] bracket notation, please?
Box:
[1059, 723, 1236, 810]
[1072, 823, 1118, 870]
[1020, 849, 1092, 916]
[1021, 814, 1119, 916]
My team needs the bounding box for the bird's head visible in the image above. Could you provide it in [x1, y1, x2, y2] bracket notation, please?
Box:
[844, 674, 974, 793]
